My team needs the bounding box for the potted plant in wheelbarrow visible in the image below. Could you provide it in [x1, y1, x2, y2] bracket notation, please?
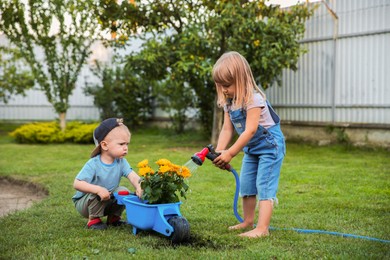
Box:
[113, 159, 192, 243]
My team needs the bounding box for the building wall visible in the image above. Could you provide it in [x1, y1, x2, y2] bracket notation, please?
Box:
[0, 68, 100, 121]
[266, 0, 390, 127]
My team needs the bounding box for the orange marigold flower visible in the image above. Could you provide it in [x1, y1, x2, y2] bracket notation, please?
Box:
[139, 166, 154, 176]
[138, 158, 195, 204]
[179, 166, 191, 178]
[137, 159, 149, 168]
[158, 165, 171, 174]
[170, 164, 181, 174]
[156, 159, 172, 167]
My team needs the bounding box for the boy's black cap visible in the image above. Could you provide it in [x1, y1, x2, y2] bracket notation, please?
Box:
[91, 118, 123, 158]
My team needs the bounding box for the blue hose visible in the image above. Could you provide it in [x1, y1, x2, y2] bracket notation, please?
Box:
[229, 168, 390, 243]
[231, 167, 244, 223]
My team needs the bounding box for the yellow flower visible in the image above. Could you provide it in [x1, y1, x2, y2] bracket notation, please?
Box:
[137, 159, 149, 168]
[138, 166, 154, 176]
[158, 165, 171, 174]
[156, 159, 172, 167]
[138, 158, 195, 204]
[253, 39, 260, 47]
[170, 164, 181, 174]
[179, 166, 191, 178]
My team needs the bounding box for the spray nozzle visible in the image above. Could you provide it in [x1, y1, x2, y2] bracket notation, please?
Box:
[191, 147, 209, 166]
[190, 144, 231, 170]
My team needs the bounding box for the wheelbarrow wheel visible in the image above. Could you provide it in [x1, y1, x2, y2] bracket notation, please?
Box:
[168, 216, 190, 243]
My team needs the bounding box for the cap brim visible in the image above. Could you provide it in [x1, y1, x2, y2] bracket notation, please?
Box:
[91, 144, 101, 158]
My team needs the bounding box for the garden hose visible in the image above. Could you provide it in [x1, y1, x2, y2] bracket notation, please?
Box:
[229, 168, 390, 243]
[189, 145, 389, 243]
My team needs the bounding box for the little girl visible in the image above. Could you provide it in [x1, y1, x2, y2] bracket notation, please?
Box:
[212, 51, 286, 238]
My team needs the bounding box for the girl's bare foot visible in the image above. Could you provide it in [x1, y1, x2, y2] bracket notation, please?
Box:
[228, 222, 253, 230]
[239, 228, 269, 238]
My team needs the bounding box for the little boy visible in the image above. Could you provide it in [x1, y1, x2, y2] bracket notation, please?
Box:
[72, 118, 142, 230]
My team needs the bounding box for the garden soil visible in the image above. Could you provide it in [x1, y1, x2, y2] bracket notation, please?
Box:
[0, 177, 47, 217]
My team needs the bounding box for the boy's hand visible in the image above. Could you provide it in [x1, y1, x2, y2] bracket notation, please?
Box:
[135, 186, 143, 198]
[128, 170, 143, 198]
[96, 188, 110, 201]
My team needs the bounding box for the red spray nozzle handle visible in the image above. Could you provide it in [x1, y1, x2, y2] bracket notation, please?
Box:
[191, 147, 209, 165]
[192, 145, 232, 170]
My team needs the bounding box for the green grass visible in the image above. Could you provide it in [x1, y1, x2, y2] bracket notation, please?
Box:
[0, 123, 389, 259]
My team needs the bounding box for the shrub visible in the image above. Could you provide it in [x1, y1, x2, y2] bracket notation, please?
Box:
[85, 65, 154, 130]
[10, 122, 65, 144]
[64, 121, 98, 144]
[10, 121, 98, 144]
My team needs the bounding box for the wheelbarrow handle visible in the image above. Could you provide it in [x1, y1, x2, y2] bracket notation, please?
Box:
[97, 190, 133, 201]
[96, 194, 115, 201]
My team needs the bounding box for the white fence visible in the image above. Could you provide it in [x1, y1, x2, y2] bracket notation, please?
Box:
[1, 0, 389, 128]
[0, 38, 107, 121]
[266, 0, 390, 127]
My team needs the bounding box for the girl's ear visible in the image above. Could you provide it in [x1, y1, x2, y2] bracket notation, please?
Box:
[100, 141, 109, 151]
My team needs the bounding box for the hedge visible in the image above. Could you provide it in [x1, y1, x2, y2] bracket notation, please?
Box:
[10, 121, 99, 144]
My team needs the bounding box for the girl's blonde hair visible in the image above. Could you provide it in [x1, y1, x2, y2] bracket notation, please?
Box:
[212, 51, 265, 109]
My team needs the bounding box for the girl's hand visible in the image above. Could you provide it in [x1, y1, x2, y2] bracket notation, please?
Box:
[213, 150, 233, 169]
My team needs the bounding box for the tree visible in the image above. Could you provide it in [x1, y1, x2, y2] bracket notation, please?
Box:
[204, 1, 313, 142]
[0, 47, 35, 103]
[85, 58, 155, 129]
[93, 0, 215, 134]
[0, 0, 103, 130]
[93, 0, 313, 140]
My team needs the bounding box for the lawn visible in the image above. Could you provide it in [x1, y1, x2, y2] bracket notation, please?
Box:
[0, 123, 389, 259]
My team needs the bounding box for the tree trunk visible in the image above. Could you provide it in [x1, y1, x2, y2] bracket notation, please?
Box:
[59, 112, 66, 132]
[210, 97, 223, 145]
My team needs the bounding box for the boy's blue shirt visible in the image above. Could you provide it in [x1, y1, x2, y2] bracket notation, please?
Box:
[72, 155, 132, 202]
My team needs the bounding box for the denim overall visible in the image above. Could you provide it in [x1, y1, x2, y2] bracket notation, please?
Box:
[229, 101, 286, 201]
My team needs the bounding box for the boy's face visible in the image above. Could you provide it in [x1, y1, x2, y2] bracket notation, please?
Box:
[102, 126, 130, 159]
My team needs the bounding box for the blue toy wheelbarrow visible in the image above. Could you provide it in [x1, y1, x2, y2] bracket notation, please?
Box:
[113, 192, 190, 243]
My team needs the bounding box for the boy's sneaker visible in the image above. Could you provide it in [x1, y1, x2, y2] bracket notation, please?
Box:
[87, 218, 107, 230]
[107, 215, 126, 227]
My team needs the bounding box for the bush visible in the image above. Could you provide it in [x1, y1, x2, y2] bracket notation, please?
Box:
[85, 65, 154, 130]
[10, 121, 98, 144]
[64, 121, 98, 144]
[10, 122, 64, 144]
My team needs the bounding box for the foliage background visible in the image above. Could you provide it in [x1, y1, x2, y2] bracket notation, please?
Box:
[89, 0, 313, 136]
[0, 0, 313, 137]
[0, 0, 103, 130]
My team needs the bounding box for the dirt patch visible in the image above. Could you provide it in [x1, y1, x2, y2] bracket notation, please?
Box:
[0, 177, 48, 218]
